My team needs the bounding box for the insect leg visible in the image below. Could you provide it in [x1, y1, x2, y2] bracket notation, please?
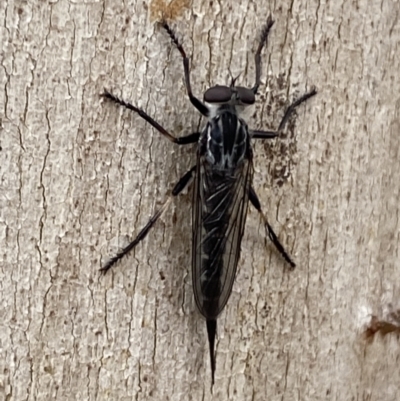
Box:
[275, 88, 317, 133]
[252, 89, 317, 139]
[100, 166, 196, 274]
[249, 186, 296, 269]
[252, 16, 275, 95]
[161, 21, 210, 117]
[251, 130, 279, 139]
[102, 90, 200, 145]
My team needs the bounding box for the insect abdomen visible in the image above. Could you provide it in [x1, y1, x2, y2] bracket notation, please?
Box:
[198, 169, 239, 318]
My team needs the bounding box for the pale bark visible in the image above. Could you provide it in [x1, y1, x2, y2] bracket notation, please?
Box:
[1, 0, 399, 400]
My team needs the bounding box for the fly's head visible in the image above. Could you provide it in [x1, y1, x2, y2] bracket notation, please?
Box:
[203, 84, 256, 117]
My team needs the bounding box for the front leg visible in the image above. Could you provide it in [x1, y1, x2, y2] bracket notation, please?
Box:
[161, 21, 210, 117]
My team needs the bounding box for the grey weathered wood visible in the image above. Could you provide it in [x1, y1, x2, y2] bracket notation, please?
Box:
[1, 0, 399, 400]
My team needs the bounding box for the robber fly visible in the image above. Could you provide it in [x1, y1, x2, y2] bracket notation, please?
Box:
[100, 17, 316, 386]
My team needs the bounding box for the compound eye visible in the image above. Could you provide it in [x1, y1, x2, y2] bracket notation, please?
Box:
[235, 86, 255, 105]
[204, 85, 232, 103]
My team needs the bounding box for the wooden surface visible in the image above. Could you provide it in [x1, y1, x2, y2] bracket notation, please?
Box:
[1, 0, 399, 400]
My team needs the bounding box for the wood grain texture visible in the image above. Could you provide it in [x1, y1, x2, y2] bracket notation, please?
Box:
[1, 0, 399, 400]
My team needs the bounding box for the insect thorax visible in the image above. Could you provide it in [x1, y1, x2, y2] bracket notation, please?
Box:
[201, 106, 251, 169]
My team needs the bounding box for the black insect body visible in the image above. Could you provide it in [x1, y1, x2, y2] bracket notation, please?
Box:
[101, 18, 316, 386]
